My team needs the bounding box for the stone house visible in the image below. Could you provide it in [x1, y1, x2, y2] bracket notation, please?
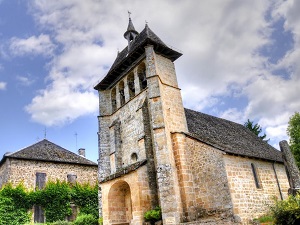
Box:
[94, 17, 290, 225]
[0, 138, 98, 222]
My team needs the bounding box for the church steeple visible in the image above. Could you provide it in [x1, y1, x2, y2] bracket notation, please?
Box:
[123, 12, 139, 51]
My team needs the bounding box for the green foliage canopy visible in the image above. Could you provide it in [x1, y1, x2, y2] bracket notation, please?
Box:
[287, 112, 300, 168]
[244, 119, 269, 142]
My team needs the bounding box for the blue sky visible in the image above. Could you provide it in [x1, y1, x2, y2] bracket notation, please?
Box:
[0, 0, 299, 163]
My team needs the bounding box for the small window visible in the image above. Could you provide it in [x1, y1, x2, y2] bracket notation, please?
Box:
[251, 163, 261, 189]
[127, 73, 135, 99]
[36, 172, 46, 190]
[138, 63, 147, 90]
[119, 81, 125, 106]
[67, 174, 77, 185]
[131, 153, 138, 162]
[111, 88, 117, 112]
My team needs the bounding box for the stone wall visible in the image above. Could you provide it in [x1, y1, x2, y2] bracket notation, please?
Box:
[185, 137, 233, 220]
[0, 159, 10, 188]
[224, 155, 289, 223]
[101, 165, 153, 225]
[5, 158, 97, 189]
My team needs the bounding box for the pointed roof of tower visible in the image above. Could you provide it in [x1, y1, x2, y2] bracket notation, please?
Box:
[94, 22, 182, 90]
[124, 17, 139, 40]
[0, 139, 97, 166]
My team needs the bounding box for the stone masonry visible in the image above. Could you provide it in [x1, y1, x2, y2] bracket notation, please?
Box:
[0, 158, 97, 189]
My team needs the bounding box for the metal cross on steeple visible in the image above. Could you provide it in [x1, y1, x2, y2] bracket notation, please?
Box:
[128, 11, 131, 18]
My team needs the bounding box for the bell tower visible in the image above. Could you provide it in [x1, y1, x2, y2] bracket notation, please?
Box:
[95, 17, 187, 225]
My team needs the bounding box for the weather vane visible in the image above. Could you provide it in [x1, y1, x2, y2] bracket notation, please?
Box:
[128, 11, 131, 18]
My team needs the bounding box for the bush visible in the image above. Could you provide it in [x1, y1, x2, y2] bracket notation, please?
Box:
[36, 180, 72, 222]
[0, 184, 31, 225]
[52, 221, 73, 225]
[74, 214, 98, 225]
[71, 183, 99, 219]
[270, 194, 300, 225]
[144, 206, 162, 223]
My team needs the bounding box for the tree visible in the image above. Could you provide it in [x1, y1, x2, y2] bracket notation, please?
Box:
[244, 119, 269, 142]
[287, 112, 300, 168]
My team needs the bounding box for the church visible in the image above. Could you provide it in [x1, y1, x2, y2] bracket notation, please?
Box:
[94, 17, 290, 225]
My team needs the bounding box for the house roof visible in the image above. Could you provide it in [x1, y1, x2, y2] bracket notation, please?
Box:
[94, 24, 182, 91]
[1, 139, 97, 166]
[184, 108, 283, 162]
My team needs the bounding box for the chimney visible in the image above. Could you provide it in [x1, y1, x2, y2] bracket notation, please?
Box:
[78, 148, 86, 158]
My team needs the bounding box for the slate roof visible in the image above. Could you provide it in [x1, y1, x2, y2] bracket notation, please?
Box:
[1, 139, 97, 166]
[184, 108, 283, 162]
[94, 24, 182, 90]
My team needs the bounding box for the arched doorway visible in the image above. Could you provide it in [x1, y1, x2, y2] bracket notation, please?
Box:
[108, 181, 133, 224]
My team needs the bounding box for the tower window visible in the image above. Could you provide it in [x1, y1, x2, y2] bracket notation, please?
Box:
[111, 88, 117, 112]
[138, 63, 147, 90]
[131, 152, 138, 162]
[127, 73, 135, 99]
[119, 81, 125, 106]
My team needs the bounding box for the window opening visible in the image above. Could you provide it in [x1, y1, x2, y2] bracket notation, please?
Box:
[131, 153, 138, 162]
[119, 81, 125, 106]
[127, 73, 135, 99]
[138, 63, 147, 90]
[111, 88, 117, 112]
[251, 163, 261, 189]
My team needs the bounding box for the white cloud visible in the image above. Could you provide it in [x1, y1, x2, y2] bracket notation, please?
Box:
[21, 0, 299, 144]
[25, 89, 98, 126]
[219, 108, 245, 124]
[0, 82, 7, 90]
[10, 34, 54, 57]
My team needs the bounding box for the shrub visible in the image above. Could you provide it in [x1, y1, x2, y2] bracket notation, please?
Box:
[71, 183, 99, 219]
[74, 214, 98, 225]
[0, 184, 31, 225]
[36, 180, 72, 222]
[51, 221, 73, 225]
[270, 194, 300, 225]
[144, 206, 162, 223]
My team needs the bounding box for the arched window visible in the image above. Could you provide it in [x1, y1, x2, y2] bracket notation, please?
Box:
[127, 73, 135, 99]
[131, 152, 138, 162]
[111, 88, 117, 112]
[119, 81, 125, 106]
[138, 63, 147, 90]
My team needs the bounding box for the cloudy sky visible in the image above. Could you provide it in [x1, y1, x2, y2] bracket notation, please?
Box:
[0, 0, 299, 162]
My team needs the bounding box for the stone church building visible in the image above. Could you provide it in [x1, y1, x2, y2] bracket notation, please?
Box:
[94, 18, 290, 225]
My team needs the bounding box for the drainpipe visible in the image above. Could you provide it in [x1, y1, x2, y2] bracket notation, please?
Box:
[273, 161, 283, 200]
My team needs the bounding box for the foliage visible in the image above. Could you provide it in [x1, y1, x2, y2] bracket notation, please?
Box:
[287, 112, 300, 168]
[35, 180, 72, 222]
[244, 119, 269, 142]
[73, 214, 98, 225]
[71, 183, 99, 219]
[51, 221, 73, 225]
[144, 206, 162, 222]
[99, 217, 103, 225]
[253, 214, 274, 223]
[270, 194, 300, 225]
[0, 183, 31, 225]
[0, 181, 98, 224]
